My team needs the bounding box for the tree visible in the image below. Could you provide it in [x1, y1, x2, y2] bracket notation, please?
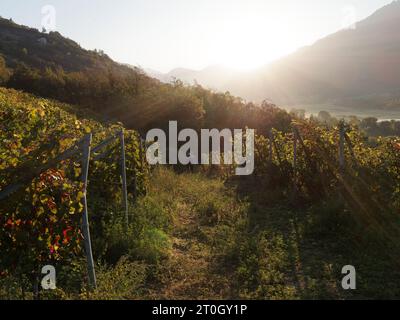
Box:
[318, 111, 332, 123]
[394, 121, 400, 135]
[0, 56, 10, 85]
[348, 115, 361, 127]
[290, 108, 306, 120]
[379, 121, 393, 136]
[361, 117, 378, 136]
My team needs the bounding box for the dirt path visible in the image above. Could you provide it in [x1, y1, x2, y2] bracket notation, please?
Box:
[145, 170, 235, 299]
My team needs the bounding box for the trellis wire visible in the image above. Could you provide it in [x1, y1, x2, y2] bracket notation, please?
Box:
[0, 130, 145, 290]
[265, 123, 360, 201]
[91, 130, 130, 228]
[0, 135, 98, 289]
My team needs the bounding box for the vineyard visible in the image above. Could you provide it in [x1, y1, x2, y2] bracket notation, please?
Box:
[0, 88, 149, 298]
[253, 120, 400, 237]
[0, 87, 400, 299]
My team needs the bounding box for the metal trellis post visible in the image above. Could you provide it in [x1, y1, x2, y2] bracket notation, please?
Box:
[119, 130, 129, 227]
[339, 122, 345, 172]
[269, 129, 274, 162]
[81, 133, 97, 289]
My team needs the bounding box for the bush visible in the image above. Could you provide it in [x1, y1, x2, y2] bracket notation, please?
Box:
[131, 196, 171, 234]
[305, 198, 349, 238]
[0, 275, 32, 300]
[101, 196, 172, 265]
[133, 228, 171, 264]
[234, 231, 296, 299]
[83, 257, 147, 300]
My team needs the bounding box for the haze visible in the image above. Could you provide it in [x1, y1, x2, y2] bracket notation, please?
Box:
[0, 0, 394, 72]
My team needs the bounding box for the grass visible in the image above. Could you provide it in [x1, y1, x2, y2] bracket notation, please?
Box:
[2, 165, 399, 299]
[134, 167, 400, 300]
[142, 167, 247, 299]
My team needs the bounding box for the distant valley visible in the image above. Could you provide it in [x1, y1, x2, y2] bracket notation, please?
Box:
[146, 1, 400, 120]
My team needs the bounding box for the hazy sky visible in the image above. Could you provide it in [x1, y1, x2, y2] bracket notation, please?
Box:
[0, 0, 394, 72]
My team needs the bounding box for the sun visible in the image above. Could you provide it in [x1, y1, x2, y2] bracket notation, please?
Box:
[214, 15, 299, 71]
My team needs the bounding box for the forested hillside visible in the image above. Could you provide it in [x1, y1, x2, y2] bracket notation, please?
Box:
[0, 17, 290, 136]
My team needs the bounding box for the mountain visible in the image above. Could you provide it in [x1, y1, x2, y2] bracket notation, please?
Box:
[252, 0, 400, 106]
[150, 1, 400, 114]
[0, 17, 140, 75]
[146, 66, 245, 93]
[144, 67, 166, 81]
[0, 16, 287, 134]
[0, 17, 165, 129]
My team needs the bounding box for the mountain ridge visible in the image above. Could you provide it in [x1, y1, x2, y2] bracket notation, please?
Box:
[147, 1, 400, 114]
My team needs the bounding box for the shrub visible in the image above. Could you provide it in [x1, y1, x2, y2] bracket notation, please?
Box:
[133, 228, 171, 264]
[101, 196, 172, 265]
[234, 231, 296, 299]
[84, 257, 146, 300]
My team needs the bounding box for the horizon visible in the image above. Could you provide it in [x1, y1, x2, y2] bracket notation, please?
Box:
[0, 0, 394, 73]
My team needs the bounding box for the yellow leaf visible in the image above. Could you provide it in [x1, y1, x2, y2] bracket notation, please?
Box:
[77, 191, 84, 200]
[40, 194, 49, 204]
[37, 206, 45, 217]
[78, 202, 84, 213]
[74, 167, 82, 178]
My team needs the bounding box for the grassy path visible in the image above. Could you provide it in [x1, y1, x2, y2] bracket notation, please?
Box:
[144, 168, 238, 299]
[142, 168, 335, 300]
[140, 168, 400, 300]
